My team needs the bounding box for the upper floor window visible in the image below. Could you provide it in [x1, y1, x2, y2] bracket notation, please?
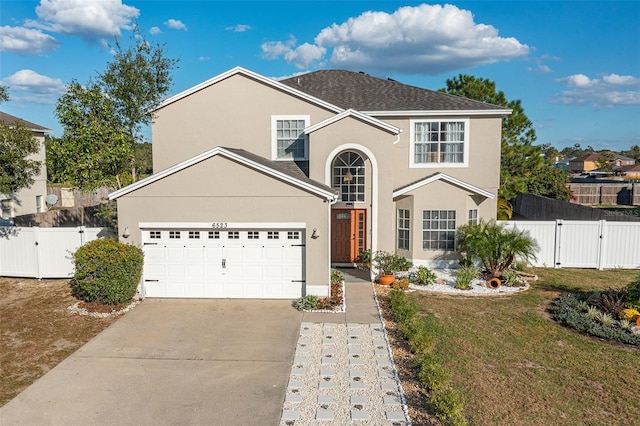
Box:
[272, 116, 309, 160]
[333, 151, 365, 202]
[410, 119, 469, 168]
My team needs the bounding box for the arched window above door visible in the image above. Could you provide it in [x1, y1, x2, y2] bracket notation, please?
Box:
[333, 151, 365, 202]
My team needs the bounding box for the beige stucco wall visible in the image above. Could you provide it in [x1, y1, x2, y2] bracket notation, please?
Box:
[1, 134, 48, 217]
[393, 179, 495, 265]
[383, 116, 502, 198]
[152, 74, 336, 171]
[116, 155, 331, 289]
[306, 116, 399, 254]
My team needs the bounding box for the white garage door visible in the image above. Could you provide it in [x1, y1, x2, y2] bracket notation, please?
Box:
[142, 228, 304, 299]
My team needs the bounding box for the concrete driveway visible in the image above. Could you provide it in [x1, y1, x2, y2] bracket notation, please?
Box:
[0, 299, 302, 426]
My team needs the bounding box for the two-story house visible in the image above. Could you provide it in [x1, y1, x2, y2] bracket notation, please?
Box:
[0, 112, 50, 220]
[109, 67, 510, 299]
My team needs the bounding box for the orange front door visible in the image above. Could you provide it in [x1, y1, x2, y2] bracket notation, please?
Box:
[331, 209, 366, 262]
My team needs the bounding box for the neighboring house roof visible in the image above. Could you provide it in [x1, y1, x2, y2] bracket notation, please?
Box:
[0, 111, 51, 132]
[570, 153, 601, 163]
[280, 70, 511, 115]
[613, 153, 636, 162]
[392, 172, 495, 199]
[617, 163, 640, 173]
[109, 146, 338, 201]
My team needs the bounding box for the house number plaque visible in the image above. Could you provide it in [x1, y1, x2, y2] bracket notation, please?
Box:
[211, 222, 228, 229]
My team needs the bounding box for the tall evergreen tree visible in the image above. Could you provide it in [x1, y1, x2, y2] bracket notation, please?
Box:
[440, 75, 570, 201]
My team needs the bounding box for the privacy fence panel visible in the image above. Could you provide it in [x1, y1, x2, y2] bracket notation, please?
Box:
[0, 227, 108, 279]
[499, 220, 640, 270]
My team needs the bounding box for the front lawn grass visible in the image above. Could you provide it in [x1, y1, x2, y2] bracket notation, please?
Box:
[406, 268, 639, 425]
[0, 278, 117, 406]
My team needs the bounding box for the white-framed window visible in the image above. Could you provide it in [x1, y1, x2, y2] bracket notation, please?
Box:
[188, 231, 200, 239]
[208, 231, 220, 239]
[410, 119, 469, 168]
[228, 231, 240, 239]
[397, 209, 410, 250]
[468, 209, 478, 225]
[150, 231, 161, 239]
[248, 231, 259, 239]
[268, 231, 280, 239]
[272, 115, 309, 160]
[1, 199, 12, 219]
[333, 151, 365, 202]
[169, 231, 181, 239]
[422, 210, 456, 251]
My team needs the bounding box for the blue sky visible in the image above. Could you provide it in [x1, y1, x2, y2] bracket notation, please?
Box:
[1, 0, 639, 152]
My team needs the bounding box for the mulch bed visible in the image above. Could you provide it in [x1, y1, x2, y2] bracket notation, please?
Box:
[375, 285, 440, 425]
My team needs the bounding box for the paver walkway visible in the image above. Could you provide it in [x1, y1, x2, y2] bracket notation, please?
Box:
[280, 269, 410, 425]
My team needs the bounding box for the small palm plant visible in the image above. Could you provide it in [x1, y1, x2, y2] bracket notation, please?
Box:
[456, 219, 538, 278]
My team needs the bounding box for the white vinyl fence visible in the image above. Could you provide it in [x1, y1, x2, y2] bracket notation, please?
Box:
[0, 226, 110, 279]
[498, 220, 640, 270]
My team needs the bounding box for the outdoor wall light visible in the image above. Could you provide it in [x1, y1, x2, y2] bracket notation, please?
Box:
[311, 228, 319, 239]
[122, 227, 130, 239]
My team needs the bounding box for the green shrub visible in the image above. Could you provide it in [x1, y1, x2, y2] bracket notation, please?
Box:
[455, 265, 479, 290]
[393, 277, 410, 290]
[72, 238, 143, 305]
[501, 269, 520, 287]
[430, 384, 468, 426]
[330, 269, 344, 283]
[626, 275, 640, 310]
[409, 266, 437, 286]
[389, 289, 419, 323]
[551, 294, 640, 346]
[416, 352, 451, 390]
[294, 295, 318, 311]
[402, 317, 438, 354]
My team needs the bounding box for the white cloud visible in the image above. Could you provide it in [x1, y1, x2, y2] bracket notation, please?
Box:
[149, 26, 162, 35]
[198, 56, 210, 61]
[164, 19, 187, 31]
[261, 36, 297, 59]
[553, 73, 640, 108]
[528, 64, 552, 73]
[226, 24, 251, 33]
[261, 4, 529, 74]
[0, 26, 59, 55]
[25, 0, 139, 40]
[1, 69, 65, 104]
[602, 73, 640, 85]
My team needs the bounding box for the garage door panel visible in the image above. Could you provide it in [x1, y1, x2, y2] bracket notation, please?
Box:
[142, 228, 304, 299]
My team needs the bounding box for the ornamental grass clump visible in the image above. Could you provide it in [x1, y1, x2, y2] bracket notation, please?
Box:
[72, 237, 143, 305]
[455, 265, 480, 290]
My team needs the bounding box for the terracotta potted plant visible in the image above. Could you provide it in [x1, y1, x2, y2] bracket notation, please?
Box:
[372, 251, 412, 286]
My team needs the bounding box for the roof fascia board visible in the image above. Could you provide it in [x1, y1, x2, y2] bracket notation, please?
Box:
[393, 172, 495, 199]
[156, 66, 343, 114]
[109, 147, 336, 201]
[364, 109, 512, 117]
[305, 109, 400, 135]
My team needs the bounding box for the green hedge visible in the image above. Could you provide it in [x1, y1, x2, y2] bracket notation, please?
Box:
[73, 238, 144, 305]
[389, 289, 467, 426]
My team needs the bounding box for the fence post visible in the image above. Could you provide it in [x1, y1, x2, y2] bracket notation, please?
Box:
[554, 219, 563, 268]
[79, 225, 86, 245]
[33, 226, 42, 279]
[597, 220, 606, 270]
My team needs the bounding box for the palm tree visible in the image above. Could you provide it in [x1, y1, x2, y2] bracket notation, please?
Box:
[456, 220, 538, 278]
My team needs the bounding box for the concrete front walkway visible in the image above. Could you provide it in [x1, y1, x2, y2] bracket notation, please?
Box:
[0, 299, 302, 426]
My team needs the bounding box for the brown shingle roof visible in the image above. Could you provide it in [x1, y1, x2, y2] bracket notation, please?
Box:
[0, 111, 50, 132]
[280, 70, 508, 112]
